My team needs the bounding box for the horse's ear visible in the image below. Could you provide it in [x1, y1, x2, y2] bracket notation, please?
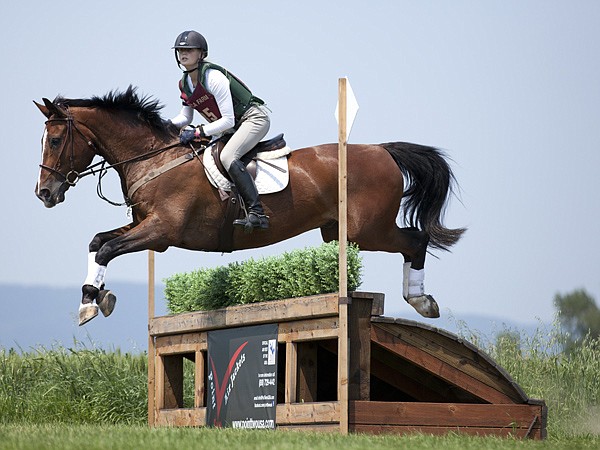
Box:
[37, 98, 67, 118]
[34, 100, 51, 118]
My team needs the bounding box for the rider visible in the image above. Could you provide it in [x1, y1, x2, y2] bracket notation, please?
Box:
[169, 30, 270, 230]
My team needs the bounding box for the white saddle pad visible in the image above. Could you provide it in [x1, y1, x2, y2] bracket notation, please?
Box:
[203, 145, 291, 194]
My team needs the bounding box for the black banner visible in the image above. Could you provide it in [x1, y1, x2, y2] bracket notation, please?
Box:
[206, 323, 278, 428]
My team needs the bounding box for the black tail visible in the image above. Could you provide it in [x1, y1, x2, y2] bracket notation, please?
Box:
[381, 142, 466, 251]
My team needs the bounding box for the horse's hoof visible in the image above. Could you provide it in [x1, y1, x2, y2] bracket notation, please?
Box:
[97, 290, 117, 317]
[407, 294, 440, 318]
[79, 303, 99, 326]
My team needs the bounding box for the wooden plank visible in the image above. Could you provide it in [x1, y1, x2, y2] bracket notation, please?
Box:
[278, 317, 340, 342]
[350, 424, 544, 439]
[348, 297, 372, 401]
[150, 293, 341, 336]
[276, 401, 340, 425]
[156, 408, 206, 427]
[371, 325, 516, 404]
[194, 350, 205, 408]
[278, 424, 341, 432]
[350, 401, 544, 429]
[156, 332, 205, 355]
[148, 250, 156, 427]
[285, 342, 298, 404]
[155, 349, 165, 411]
[350, 291, 385, 316]
[375, 321, 524, 402]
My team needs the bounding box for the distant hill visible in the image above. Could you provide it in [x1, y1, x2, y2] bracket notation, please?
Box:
[0, 282, 168, 353]
[0, 283, 544, 353]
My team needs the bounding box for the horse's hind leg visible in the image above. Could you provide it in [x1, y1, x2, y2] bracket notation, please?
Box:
[351, 224, 440, 318]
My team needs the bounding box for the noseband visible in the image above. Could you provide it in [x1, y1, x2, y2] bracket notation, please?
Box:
[40, 112, 97, 187]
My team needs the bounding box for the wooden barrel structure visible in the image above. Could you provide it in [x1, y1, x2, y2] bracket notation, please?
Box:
[147, 291, 546, 438]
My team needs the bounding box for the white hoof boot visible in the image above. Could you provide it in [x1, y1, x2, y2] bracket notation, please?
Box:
[407, 294, 440, 318]
[97, 290, 116, 317]
[79, 303, 99, 326]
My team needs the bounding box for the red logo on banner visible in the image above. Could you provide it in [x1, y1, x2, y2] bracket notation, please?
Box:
[208, 340, 248, 426]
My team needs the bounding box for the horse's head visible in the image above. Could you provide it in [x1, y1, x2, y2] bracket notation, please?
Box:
[34, 98, 97, 207]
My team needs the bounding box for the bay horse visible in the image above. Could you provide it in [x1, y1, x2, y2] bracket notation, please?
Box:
[34, 86, 465, 325]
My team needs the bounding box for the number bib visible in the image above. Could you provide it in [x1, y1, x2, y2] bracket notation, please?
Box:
[179, 79, 222, 123]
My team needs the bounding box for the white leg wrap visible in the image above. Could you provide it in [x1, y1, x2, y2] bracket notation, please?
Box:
[402, 262, 411, 300]
[83, 252, 107, 289]
[408, 268, 425, 297]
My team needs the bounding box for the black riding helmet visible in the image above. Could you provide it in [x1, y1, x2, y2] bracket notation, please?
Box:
[173, 30, 208, 67]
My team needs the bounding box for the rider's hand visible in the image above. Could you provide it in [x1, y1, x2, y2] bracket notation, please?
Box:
[179, 125, 212, 145]
[179, 126, 197, 144]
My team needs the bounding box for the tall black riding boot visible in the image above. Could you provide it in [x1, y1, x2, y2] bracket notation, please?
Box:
[227, 159, 269, 231]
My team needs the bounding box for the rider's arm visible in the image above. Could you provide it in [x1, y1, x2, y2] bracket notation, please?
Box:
[170, 105, 194, 128]
[202, 69, 235, 136]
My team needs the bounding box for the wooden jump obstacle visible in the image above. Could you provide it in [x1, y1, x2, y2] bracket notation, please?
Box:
[147, 291, 547, 438]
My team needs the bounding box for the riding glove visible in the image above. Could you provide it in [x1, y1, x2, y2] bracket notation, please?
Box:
[179, 125, 211, 145]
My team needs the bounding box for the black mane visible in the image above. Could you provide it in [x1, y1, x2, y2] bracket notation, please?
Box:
[54, 85, 169, 132]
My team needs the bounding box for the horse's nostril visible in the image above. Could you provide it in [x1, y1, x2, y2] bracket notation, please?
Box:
[37, 188, 50, 200]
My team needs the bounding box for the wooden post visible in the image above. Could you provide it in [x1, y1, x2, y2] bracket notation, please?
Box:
[337, 77, 349, 434]
[147, 250, 156, 426]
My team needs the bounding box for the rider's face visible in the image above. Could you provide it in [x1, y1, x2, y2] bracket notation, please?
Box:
[178, 48, 203, 70]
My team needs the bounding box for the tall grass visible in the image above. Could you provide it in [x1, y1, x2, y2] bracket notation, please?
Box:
[0, 342, 146, 425]
[452, 317, 600, 437]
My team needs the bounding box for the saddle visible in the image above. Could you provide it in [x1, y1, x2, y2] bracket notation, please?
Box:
[210, 133, 287, 181]
[209, 133, 287, 253]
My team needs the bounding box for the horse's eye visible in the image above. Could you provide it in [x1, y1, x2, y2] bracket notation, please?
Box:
[50, 137, 61, 148]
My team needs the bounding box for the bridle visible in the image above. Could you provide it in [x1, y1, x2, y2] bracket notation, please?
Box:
[40, 113, 98, 187]
[39, 109, 183, 206]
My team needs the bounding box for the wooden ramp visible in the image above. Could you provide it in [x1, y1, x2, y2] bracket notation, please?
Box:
[148, 291, 546, 439]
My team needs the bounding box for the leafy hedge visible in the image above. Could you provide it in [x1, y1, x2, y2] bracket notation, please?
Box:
[165, 241, 362, 314]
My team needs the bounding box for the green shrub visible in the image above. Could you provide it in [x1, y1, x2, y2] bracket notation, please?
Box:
[164, 241, 362, 314]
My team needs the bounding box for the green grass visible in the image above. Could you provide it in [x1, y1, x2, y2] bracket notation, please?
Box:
[0, 423, 598, 450]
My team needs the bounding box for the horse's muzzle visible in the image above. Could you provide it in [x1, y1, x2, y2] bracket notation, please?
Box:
[35, 182, 67, 208]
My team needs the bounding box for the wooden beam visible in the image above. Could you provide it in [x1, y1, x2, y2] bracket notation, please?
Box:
[150, 293, 341, 336]
[276, 401, 340, 425]
[348, 297, 372, 401]
[349, 401, 546, 439]
[147, 250, 155, 426]
[156, 408, 206, 427]
[285, 342, 298, 404]
[194, 350, 205, 409]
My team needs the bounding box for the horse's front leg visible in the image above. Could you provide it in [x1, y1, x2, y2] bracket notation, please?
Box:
[79, 224, 133, 325]
[79, 217, 170, 326]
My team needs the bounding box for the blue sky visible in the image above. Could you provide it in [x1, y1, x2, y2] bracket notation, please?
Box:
[1, 1, 599, 337]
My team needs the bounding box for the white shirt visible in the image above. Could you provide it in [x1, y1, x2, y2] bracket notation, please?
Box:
[170, 67, 236, 136]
